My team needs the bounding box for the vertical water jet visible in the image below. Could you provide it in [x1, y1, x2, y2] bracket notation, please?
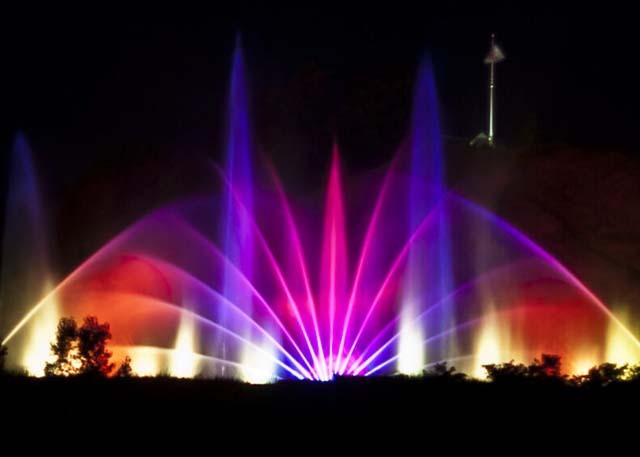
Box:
[1, 134, 59, 375]
[219, 37, 256, 376]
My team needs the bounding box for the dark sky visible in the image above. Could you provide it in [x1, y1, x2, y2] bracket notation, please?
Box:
[3, 4, 639, 157]
[1, 3, 639, 269]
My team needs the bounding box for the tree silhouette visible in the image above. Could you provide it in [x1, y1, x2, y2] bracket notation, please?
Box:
[483, 360, 529, 382]
[77, 316, 114, 377]
[579, 363, 628, 387]
[45, 317, 79, 376]
[483, 354, 566, 383]
[45, 316, 115, 377]
[528, 354, 565, 379]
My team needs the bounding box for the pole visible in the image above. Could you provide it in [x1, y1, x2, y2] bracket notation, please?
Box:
[488, 33, 495, 146]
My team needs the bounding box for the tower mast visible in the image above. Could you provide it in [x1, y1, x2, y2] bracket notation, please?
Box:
[488, 33, 496, 146]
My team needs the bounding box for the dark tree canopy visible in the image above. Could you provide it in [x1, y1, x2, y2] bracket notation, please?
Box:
[77, 316, 114, 376]
[578, 363, 629, 387]
[45, 317, 79, 377]
[45, 316, 115, 377]
[529, 354, 564, 379]
[482, 360, 529, 382]
[483, 354, 566, 383]
[480, 354, 640, 387]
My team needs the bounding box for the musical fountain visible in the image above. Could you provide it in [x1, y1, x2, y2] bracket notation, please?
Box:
[2, 42, 639, 382]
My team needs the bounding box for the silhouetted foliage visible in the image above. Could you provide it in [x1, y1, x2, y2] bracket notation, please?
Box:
[627, 364, 640, 381]
[116, 356, 133, 378]
[528, 354, 565, 380]
[45, 316, 114, 377]
[45, 317, 79, 376]
[0, 344, 7, 373]
[77, 316, 114, 376]
[423, 362, 467, 381]
[483, 360, 529, 382]
[483, 354, 567, 383]
[576, 363, 629, 387]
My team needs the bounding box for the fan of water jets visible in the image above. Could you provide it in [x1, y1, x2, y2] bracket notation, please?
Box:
[3, 43, 640, 381]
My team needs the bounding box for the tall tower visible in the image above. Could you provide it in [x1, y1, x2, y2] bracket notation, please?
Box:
[484, 33, 506, 146]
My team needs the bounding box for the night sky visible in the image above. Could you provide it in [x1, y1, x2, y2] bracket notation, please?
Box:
[1, 3, 639, 272]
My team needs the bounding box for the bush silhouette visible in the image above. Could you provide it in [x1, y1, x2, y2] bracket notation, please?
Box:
[115, 356, 133, 378]
[627, 364, 640, 381]
[578, 363, 628, 387]
[423, 362, 467, 381]
[483, 360, 529, 382]
[528, 354, 565, 380]
[483, 354, 567, 383]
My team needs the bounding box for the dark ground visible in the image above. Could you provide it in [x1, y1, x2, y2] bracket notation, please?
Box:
[2, 375, 638, 435]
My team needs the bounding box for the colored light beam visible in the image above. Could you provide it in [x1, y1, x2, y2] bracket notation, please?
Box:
[320, 146, 347, 376]
[336, 157, 397, 375]
[269, 164, 328, 380]
[341, 206, 440, 373]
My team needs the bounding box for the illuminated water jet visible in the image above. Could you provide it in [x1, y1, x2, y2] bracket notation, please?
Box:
[170, 311, 199, 378]
[1, 135, 59, 375]
[397, 308, 425, 375]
